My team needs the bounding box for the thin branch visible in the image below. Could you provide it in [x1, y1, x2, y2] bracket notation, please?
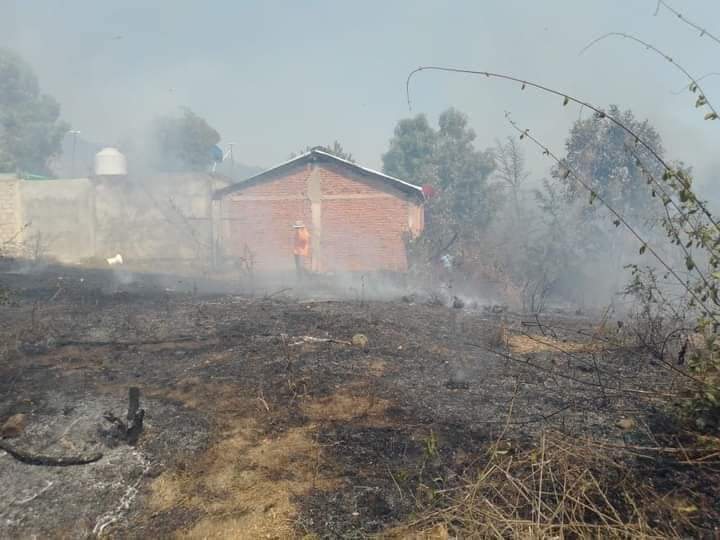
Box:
[407, 67, 660, 172]
[671, 73, 720, 95]
[406, 66, 720, 234]
[429, 231, 459, 262]
[468, 341, 608, 391]
[14, 481, 54, 505]
[513, 328, 612, 374]
[579, 32, 718, 119]
[1, 222, 30, 247]
[654, 0, 720, 48]
[167, 196, 210, 249]
[635, 328, 707, 386]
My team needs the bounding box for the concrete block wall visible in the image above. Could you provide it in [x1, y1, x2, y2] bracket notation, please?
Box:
[90, 173, 226, 267]
[1, 163, 421, 274]
[0, 173, 227, 268]
[21, 178, 95, 261]
[0, 176, 21, 254]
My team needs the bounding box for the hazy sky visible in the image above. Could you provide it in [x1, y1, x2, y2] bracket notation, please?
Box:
[3, 1, 720, 190]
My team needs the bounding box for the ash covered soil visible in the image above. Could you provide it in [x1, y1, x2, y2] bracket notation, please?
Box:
[0, 263, 711, 538]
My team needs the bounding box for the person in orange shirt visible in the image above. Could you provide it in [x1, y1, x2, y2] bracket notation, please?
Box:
[293, 221, 310, 280]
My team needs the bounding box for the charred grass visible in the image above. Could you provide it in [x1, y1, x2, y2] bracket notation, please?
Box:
[0, 265, 718, 538]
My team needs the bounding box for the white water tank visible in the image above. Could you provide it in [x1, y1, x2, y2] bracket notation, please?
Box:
[94, 147, 127, 177]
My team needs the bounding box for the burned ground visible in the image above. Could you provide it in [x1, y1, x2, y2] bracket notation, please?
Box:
[0, 264, 717, 538]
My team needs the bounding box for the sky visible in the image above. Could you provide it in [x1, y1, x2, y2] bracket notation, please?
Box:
[2, 0, 720, 191]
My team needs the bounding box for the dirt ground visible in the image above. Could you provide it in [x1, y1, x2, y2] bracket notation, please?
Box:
[0, 262, 717, 538]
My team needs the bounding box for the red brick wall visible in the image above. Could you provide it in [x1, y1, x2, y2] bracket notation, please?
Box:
[221, 161, 422, 273]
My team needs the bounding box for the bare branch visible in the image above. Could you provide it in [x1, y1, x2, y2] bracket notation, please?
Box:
[671, 73, 720, 95]
[579, 32, 718, 119]
[654, 0, 720, 48]
[494, 136, 529, 192]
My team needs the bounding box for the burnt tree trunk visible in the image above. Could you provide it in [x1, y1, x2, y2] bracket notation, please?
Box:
[104, 386, 144, 446]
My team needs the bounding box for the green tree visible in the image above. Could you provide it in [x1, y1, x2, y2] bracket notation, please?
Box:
[291, 140, 354, 162]
[382, 108, 496, 243]
[0, 48, 69, 175]
[553, 105, 664, 223]
[434, 109, 496, 228]
[382, 114, 437, 183]
[153, 108, 220, 172]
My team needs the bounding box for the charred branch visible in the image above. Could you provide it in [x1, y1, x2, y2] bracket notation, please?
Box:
[0, 440, 102, 466]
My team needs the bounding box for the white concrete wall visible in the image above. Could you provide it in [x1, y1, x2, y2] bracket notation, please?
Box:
[21, 178, 95, 262]
[0, 175, 22, 256]
[0, 173, 230, 269]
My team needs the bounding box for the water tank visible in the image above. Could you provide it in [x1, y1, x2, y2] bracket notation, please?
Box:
[94, 147, 127, 176]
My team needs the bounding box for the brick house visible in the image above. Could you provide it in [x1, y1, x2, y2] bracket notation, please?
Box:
[212, 149, 424, 274]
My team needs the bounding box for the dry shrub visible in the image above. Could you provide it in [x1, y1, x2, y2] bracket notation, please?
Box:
[401, 431, 696, 539]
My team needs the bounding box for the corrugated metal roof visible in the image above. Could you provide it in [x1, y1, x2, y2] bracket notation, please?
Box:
[212, 149, 424, 200]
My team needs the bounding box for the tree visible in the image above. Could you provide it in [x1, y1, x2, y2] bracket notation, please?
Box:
[546, 105, 670, 289]
[434, 109, 497, 228]
[485, 138, 601, 311]
[553, 105, 664, 224]
[383, 108, 496, 239]
[0, 48, 69, 175]
[494, 136, 529, 216]
[382, 114, 437, 183]
[290, 141, 354, 162]
[486, 138, 546, 310]
[152, 108, 220, 172]
[382, 108, 497, 296]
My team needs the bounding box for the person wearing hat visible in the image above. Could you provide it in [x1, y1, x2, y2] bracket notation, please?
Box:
[293, 221, 310, 280]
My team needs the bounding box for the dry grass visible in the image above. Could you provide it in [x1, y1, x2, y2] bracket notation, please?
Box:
[368, 359, 388, 377]
[389, 431, 697, 539]
[149, 419, 336, 539]
[143, 378, 319, 538]
[300, 383, 391, 425]
[144, 376, 350, 539]
[142, 377, 241, 411]
[143, 379, 389, 538]
[507, 333, 605, 355]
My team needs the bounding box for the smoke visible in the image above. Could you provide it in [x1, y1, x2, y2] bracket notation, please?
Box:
[3, 1, 720, 311]
[111, 267, 134, 287]
[2, 2, 714, 172]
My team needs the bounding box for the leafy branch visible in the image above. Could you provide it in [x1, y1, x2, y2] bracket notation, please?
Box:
[627, 148, 718, 308]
